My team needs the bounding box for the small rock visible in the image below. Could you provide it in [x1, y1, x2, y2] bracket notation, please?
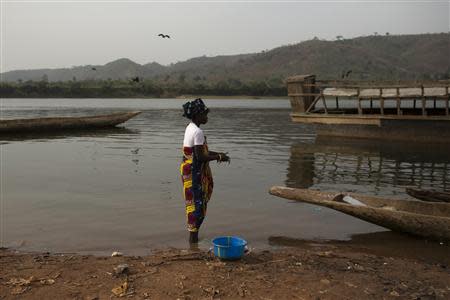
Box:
[345, 282, 357, 288]
[39, 278, 55, 285]
[111, 251, 123, 257]
[145, 267, 158, 274]
[111, 281, 128, 297]
[320, 279, 330, 285]
[317, 251, 333, 257]
[113, 264, 129, 275]
[238, 284, 247, 297]
[354, 264, 365, 271]
[398, 282, 409, 291]
[11, 286, 31, 295]
[390, 290, 400, 297]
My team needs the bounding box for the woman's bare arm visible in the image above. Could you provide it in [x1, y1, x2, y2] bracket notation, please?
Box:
[194, 145, 229, 162]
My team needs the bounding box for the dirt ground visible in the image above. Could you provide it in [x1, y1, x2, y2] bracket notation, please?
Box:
[1, 239, 449, 300]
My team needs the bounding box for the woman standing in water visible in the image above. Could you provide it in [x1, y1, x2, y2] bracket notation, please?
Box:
[180, 98, 230, 243]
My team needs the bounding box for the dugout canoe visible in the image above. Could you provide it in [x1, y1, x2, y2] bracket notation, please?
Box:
[269, 186, 450, 241]
[406, 188, 450, 203]
[0, 111, 141, 133]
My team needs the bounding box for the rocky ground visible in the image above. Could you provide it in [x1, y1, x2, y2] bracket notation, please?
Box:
[1, 238, 449, 300]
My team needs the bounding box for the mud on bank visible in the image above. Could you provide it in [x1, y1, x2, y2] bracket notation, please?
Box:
[1, 239, 449, 300]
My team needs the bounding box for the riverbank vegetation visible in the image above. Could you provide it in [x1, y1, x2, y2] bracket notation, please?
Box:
[0, 79, 286, 98]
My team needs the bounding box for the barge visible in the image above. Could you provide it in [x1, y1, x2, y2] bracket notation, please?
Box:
[287, 75, 450, 142]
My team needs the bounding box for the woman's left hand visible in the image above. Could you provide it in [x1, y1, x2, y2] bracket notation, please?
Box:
[217, 152, 230, 163]
[221, 153, 230, 162]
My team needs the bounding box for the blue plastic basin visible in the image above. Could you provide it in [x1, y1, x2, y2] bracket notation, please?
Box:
[212, 236, 247, 260]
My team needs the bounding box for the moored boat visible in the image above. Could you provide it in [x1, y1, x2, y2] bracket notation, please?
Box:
[269, 186, 450, 241]
[286, 75, 450, 142]
[406, 187, 450, 203]
[0, 111, 141, 133]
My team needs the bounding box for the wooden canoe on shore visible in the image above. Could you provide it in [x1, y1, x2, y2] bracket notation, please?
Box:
[269, 186, 450, 241]
[0, 111, 141, 133]
[406, 188, 450, 203]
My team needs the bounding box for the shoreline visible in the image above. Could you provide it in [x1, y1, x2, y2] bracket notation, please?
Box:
[1, 237, 449, 299]
[0, 95, 289, 100]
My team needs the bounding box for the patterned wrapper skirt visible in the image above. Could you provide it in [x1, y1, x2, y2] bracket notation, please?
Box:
[180, 145, 213, 232]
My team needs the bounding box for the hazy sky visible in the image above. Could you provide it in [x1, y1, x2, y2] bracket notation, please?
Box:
[1, 0, 448, 72]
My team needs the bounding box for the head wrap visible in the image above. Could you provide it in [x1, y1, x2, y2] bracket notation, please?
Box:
[182, 98, 209, 119]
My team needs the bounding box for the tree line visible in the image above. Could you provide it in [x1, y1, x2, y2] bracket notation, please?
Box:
[0, 79, 287, 98]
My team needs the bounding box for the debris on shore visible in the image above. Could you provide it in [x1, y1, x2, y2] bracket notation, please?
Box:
[1, 241, 449, 299]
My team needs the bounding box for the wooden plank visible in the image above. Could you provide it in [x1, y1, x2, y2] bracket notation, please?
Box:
[305, 94, 321, 113]
[406, 188, 450, 203]
[421, 85, 426, 116]
[323, 88, 358, 97]
[323, 86, 447, 98]
[379, 88, 384, 115]
[446, 87, 449, 116]
[357, 88, 362, 115]
[303, 80, 450, 88]
[288, 93, 320, 97]
[322, 94, 329, 114]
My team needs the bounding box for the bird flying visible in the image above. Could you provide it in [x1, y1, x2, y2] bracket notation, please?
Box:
[158, 33, 170, 39]
[341, 70, 352, 79]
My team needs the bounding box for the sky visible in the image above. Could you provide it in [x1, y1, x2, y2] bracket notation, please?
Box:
[1, 0, 449, 72]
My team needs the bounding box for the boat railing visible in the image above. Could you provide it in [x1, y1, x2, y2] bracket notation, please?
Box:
[287, 75, 450, 116]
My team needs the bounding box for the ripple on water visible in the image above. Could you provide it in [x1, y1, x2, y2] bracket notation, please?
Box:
[2, 99, 450, 254]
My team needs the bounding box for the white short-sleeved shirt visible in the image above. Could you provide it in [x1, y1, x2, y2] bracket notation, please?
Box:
[183, 122, 205, 147]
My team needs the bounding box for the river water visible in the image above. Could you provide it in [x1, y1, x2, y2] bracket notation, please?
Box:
[1, 98, 449, 255]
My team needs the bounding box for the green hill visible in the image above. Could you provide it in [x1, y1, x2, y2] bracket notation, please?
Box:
[1, 33, 449, 97]
[2, 33, 449, 83]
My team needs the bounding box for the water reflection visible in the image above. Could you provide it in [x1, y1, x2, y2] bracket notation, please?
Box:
[0, 127, 139, 142]
[286, 137, 450, 195]
[3, 98, 450, 254]
[268, 231, 450, 264]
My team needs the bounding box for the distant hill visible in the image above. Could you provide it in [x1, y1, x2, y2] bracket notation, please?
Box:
[2, 33, 449, 83]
